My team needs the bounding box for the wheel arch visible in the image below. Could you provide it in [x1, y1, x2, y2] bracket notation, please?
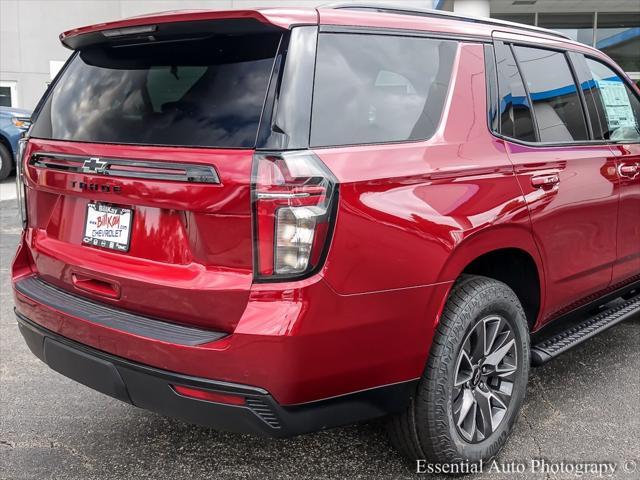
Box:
[436, 225, 545, 329]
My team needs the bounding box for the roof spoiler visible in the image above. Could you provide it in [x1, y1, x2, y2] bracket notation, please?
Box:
[59, 9, 317, 50]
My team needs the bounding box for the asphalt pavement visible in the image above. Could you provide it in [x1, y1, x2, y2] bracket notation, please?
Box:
[1, 185, 639, 480]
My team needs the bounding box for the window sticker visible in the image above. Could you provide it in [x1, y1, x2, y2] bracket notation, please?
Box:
[595, 78, 638, 130]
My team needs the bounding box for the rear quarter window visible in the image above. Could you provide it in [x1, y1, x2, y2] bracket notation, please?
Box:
[513, 46, 589, 142]
[30, 33, 282, 148]
[310, 33, 457, 147]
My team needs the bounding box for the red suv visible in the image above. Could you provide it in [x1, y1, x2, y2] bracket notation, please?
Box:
[12, 4, 640, 464]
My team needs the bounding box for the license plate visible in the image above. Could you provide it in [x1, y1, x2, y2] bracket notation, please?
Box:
[83, 203, 132, 252]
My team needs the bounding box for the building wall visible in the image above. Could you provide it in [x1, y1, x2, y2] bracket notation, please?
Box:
[453, 0, 489, 18]
[1, 0, 119, 109]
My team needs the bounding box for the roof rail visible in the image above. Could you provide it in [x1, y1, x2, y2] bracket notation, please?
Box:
[322, 2, 573, 41]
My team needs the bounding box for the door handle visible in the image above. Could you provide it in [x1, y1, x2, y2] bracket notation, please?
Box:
[72, 273, 121, 299]
[531, 174, 560, 188]
[618, 163, 639, 178]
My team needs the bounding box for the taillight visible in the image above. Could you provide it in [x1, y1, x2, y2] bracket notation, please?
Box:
[172, 385, 245, 405]
[252, 151, 338, 280]
[15, 138, 28, 228]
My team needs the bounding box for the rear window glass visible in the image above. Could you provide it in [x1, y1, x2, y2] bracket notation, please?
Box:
[31, 33, 281, 148]
[310, 33, 457, 147]
[513, 46, 588, 142]
[495, 43, 536, 142]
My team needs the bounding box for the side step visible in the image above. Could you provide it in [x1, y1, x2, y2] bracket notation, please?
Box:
[531, 293, 640, 366]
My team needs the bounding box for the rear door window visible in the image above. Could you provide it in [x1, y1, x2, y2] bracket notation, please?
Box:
[494, 43, 536, 142]
[30, 33, 282, 148]
[568, 52, 610, 141]
[584, 58, 640, 142]
[310, 33, 457, 147]
[513, 46, 588, 142]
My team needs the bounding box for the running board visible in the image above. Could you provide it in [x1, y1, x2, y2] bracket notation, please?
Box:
[531, 293, 640, 366]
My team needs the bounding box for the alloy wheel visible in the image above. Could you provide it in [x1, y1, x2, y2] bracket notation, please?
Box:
[452, 315, 518, 443]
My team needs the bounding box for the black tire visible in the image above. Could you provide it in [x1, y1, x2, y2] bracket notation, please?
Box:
[0, 143, 13, 180]
[386, 274, 530, 464]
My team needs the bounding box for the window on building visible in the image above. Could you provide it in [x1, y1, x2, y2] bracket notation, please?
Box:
[494, 43, 536, 142]
[492, 13, 536, 26]
[310, 34, 457, 147]
[538, 13, 595, 45]
[596, 13, 640, 75]
[585, 58, 640, 142]
[514, 46, 589, 142]
[0, 86, 11, 107]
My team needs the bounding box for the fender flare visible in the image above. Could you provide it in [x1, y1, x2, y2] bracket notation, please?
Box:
[434, 224, 547, 326]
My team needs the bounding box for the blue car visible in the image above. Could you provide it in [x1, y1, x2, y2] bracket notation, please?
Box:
[0, 106, 32, 180]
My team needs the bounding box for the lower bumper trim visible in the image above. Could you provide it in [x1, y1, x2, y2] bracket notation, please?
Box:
[16, 310, 418, 437]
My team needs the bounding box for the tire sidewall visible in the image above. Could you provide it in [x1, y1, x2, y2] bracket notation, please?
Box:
[0, 143, 13, 180]
[418, 281, 530, 462]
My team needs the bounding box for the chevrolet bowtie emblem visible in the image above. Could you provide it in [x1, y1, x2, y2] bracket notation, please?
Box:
[82, 157, 108, 174]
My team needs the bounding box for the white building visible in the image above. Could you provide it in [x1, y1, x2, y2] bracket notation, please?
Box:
[1, 0, 638, 110]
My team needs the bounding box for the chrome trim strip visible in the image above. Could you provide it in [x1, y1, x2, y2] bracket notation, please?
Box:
[255, 192, 311, 199]
[29, 152, 220, 184]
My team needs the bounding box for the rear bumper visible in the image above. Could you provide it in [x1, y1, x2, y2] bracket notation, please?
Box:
[16, 311, 417, 437]
[13, 229, 448, 411]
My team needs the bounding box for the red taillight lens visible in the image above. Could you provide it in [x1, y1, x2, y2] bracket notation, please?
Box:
[252, 151, 337, 280]
[15, 138, 28, 228]
[172, 385, 245, 405]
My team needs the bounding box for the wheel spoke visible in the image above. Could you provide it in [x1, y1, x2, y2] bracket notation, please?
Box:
[496, 361, 517, 376]
[454, 350, 474, 386]
[489, 389, 508, 429]
[483, 316, 501, 355]
[476, 387, 508, 436]
[456, 388, 477, 441]
[492, 329, 511, 352]
[484, 339, 516, 367]
[474, 388, 494, 439]
[470, 320, 485, 362]
[451, 314, 519, 445]
[457, 388, 475, 423]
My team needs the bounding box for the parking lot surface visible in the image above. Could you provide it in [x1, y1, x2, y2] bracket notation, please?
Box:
[1, 195, 638, 480]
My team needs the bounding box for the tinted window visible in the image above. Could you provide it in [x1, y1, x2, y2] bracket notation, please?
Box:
[0, 86, 11, 107]
[569, 52, 609, 141]
[514, 46, 588, 142]
[310, 34, 457, 147]
[585, 58, 640, 142]
[495, 43, 536, 142]
[31, 33, 281, 148]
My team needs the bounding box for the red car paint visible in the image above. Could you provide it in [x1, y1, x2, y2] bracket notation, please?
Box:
[12, 6, 640, 411]
[59, 8, 319, 45]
